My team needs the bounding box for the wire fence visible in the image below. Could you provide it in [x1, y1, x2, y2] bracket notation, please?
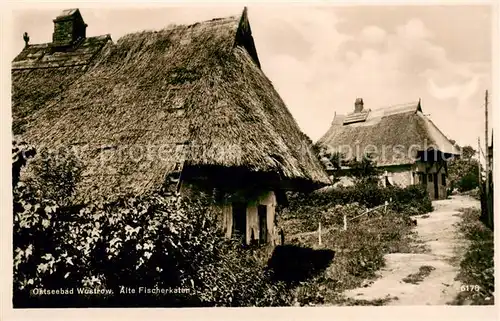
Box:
[291, 199, 392, 246]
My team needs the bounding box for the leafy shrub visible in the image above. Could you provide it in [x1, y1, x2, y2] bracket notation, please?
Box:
[344, 157, 381, 185]
[458, 172, 481, 192]
[12, 139, 35, 188]
[448, 145, 481, 192]
[285, 182, 432, 223]
[387, 184, 433, 214]
[13, 142, 293, 307]
[21, 148, 83, 206]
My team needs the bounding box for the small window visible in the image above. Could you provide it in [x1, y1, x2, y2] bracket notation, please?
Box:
[442, 174, 446, 186]
[419, 173, 427, 185]
[428, 174, 433, 182]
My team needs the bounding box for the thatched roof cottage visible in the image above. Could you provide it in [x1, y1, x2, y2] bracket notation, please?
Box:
[316, 98, 459, 200]
[12, 8, 330, 245]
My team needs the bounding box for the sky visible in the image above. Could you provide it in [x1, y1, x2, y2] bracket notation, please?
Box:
[11, 4, 493, 149]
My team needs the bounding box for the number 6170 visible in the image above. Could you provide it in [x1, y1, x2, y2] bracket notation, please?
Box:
[460, 285, 480, 292]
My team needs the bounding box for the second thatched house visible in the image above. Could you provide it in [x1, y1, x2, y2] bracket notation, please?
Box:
[12, 8, 330, 245]
[316, 98, 459, 200]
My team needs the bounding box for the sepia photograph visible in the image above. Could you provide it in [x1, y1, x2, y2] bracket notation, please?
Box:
[4, 1, 496, 317]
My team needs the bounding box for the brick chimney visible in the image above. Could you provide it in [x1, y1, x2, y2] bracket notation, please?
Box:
[52, 9, 87, 46]
[354, 98, 364, 113]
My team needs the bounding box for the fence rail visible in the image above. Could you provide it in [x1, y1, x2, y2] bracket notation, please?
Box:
[290, 199, 392, 245]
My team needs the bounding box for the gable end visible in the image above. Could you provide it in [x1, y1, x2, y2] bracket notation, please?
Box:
[234, 7, 261, 69]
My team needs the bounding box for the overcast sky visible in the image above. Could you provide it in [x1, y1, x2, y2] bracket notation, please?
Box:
[11, 5, 493, 148]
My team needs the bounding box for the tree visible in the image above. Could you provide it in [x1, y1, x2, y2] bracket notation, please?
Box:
[345, 154, 380, 185]
[448, 144, 481, 192]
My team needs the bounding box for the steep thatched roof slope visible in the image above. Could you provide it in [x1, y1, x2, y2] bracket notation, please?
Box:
[14, 8, 329, 202]
[316, 101, 460, 167]
[12, 35, 111, 134]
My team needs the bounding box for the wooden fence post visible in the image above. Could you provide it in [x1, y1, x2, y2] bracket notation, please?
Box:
[318, 222, 322, 245]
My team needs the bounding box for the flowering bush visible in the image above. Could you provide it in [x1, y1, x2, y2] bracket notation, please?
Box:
[13, 141, 292, 307]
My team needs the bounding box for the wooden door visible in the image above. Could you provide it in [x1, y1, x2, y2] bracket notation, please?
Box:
[232, 203, 247, 243]
[433, 173, 439, 199]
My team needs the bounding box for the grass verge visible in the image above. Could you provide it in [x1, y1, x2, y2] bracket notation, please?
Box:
[281, 206, 418, 306]
[449, 207, 494, 305]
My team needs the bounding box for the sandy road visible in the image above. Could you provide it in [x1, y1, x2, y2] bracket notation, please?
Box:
[343, 195, 480, 305]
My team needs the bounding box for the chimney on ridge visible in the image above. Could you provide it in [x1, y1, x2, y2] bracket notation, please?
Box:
[52, 8, 87, 47]
[354, 98, 364, 113]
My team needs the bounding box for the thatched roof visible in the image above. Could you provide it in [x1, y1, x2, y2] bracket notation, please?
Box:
[12, 34, 111, 134]
[316, 100, 460, 167]
[12, 8, 329, 203]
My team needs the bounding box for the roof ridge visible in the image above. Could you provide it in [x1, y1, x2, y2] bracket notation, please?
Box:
[332, 100, 420, 118]
[12, 34, 111, 53]
[375, 100, 420, 110]
[110, 14, 241, 45]
[12, 34, 111, 70]
[134, 14, 240, 35]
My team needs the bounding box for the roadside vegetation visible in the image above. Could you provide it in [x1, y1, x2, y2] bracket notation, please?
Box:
[450, 207, 494, 305]
[277, 158, 432, 306]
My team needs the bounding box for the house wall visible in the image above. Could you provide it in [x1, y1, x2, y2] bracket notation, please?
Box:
[246, 191, 277, 245]
[329, 162, 449, 200]
[221, 204, 232, 239]
[331, 165, 413, 188]
[184, 182, 277, 246]
[380, 165, 413, 187]
[413, 162, 447, 200]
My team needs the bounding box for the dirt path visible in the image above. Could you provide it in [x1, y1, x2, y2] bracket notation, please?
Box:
[343, 195, 480, 305]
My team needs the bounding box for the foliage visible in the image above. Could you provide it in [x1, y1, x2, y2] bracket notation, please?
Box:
[450, 207, 494, 305]
[388, 184, 433, 215]
[317, 150, 380, 185]
[284, 182, 432, 225]
[448, 145, 481, 192]
[13, 141, 293, 308]
[12, 139, 35, 188]
[344, 156, 381, 185]
[21, 148, 83, 206]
